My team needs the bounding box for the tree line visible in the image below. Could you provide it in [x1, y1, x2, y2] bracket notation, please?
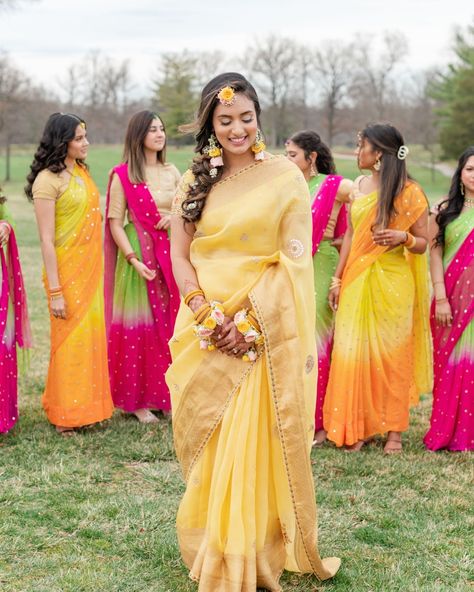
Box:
[1, 21, 473, 181]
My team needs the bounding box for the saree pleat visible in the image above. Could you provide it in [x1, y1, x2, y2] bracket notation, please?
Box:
[424, 209, 474, 451]
[323, 183, 432, 446]
[167, 156, 339, 591]
[42, 166, 113, 427]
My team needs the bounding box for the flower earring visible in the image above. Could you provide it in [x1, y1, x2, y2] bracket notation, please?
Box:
[204, 134, 223, 178]
[251, 129, 266, 161]
[373, 157, 381, 172]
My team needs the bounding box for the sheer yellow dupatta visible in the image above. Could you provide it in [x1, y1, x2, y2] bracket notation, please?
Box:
[167, 156, 339, 588]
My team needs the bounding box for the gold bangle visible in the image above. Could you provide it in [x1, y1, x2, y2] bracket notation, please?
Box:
[184, 289, 205, 306]
[403, 232, 417, 249]
[195, 306, 211, 324]
[329, 276, 342, 290]
[247, 311, 261, 333]
[435, 297, 448, 304]
[125, 252, 139, 264]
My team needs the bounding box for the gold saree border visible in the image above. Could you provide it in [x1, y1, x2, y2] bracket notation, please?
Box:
[250, 264, 339, 581]
[172, 352, 254, 481]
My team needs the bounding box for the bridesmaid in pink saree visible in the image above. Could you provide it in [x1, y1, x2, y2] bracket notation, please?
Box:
[424, 146, 474, 451]
[0, 191, 31, 434]
[104, 111, 180, 422]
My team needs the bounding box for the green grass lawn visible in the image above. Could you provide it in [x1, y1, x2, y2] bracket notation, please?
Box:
[0, 147, 472, 592]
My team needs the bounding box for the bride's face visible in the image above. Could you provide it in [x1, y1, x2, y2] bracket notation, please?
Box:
[212, 93, 258, 157]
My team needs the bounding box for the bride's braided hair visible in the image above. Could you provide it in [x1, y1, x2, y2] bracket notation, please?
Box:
[179, 73, 262, 223]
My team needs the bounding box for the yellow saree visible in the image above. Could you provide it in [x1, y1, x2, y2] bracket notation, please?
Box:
[42, 165, 113, 427]
[167, 156, 339, 591]
[323, 182, 432, 446]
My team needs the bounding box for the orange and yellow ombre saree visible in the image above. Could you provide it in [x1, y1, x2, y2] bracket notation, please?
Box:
[42, 165, 113, 427]
[166, 156, 339, 592]
[323, 182, 432, 446]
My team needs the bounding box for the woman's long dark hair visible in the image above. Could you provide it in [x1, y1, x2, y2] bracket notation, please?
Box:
[287, 130, 336, 174]
[25, 112, 87, 201]
[435, 146, 474, 247]
[179, 72, 262, 223]
[123, 110, 166, 184]
[359, 123, 409, 229]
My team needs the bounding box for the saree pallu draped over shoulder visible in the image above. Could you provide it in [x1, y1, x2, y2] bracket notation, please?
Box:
[167, 156, 340, 591]
[323, 182, 432, 447]
[42, 165, 113, 427]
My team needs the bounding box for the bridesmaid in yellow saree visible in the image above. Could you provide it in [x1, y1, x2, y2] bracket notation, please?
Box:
[26, 114, 113, 435]
[167, 73, 340, 591]
[324, 124, 432, 453]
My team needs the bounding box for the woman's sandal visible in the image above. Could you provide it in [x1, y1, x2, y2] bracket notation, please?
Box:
[133, 409, 159, 424]
[312, 430, 327, 447]
[55, 425, 77, 437]
[384, 435, 402, 454]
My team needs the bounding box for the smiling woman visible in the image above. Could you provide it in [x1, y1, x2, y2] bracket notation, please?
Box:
[25, 113, 114, 436]
[166, 73, 340, 591]
[104, 110, 180, 423]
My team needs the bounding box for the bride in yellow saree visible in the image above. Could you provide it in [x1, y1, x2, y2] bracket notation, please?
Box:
[167, 74, 339, 591]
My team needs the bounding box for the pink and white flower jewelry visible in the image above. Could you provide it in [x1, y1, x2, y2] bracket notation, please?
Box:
[194, 300, 225, 351]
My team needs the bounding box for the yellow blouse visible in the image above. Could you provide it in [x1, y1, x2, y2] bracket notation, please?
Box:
[108, 162, 181, 221]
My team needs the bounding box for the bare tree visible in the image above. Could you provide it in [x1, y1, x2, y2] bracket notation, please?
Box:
[0, 53, 30, 180]
[312, 41, 355, 146]
[353, 31, 409, 120]
[243, 34, 299, 145]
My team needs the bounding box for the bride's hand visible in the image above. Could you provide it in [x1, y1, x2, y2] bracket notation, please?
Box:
[214, 318, 251, 356]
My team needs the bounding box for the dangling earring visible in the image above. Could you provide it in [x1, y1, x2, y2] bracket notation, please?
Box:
[460, 181, 465, 196]
[373, 157, 381, 172]
[204, 133, 223, 178]
[251, 129, 266, 161]
[310, 162, 317, 177]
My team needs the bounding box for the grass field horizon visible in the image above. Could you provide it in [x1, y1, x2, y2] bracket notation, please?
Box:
[0, 146, 472, 591]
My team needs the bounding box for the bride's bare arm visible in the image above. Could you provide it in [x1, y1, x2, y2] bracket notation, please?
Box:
[170, 215, 206, 313]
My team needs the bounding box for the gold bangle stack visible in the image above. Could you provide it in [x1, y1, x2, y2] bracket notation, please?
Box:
[403, 232, 417, 249]
[329, 276, 342, 291]
[49, 286, 63, 300]
[194, 303, 211, 323]
[125, 251, 139, 264]
[247, 310, 261, 333]
[184, 289, 205, 306]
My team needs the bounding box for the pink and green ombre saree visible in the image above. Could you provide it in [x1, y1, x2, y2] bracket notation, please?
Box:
[0, 202, 31, 433]
[104, 163, 179, 413]
[309, 174, 346, 432]
[424, 208, 474, 451]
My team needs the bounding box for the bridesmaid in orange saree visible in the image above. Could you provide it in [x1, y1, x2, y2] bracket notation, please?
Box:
[26, 113, 113, 434]
[324, 124, 432, 453]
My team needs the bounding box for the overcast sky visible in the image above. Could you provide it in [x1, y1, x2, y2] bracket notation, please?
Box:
[1, 0, 471, 98]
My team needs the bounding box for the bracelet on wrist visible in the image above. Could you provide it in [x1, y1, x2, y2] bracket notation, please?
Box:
[193, 301, 225, 351]
[125, 252, 139, 264]
[234, 308, 264, 362]
[403, 232, 417, 249]
[329, 276, 342, 291]
[435, 297, 449, 304]
[184, 289, 205, 306]
[194, 303, 211, 323]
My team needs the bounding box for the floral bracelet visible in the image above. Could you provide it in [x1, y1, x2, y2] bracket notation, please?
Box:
[194, 300, 225, 351]
[234, 308, 264, 362]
